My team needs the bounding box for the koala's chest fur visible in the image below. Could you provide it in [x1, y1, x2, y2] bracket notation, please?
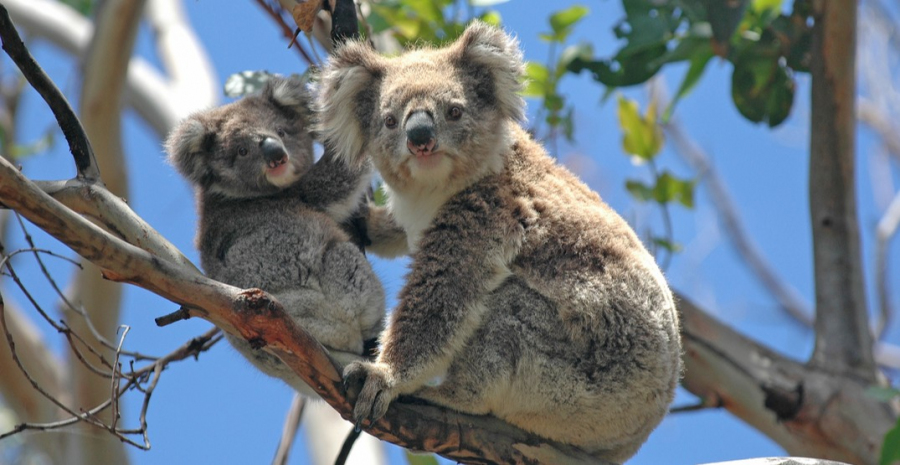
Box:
[386, 186, 454, 251]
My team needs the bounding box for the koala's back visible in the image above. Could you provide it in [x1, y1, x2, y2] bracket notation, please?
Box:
[198, 192, 385, 392]
[411, 126, 681, 463]
[198, 192, 341, 291]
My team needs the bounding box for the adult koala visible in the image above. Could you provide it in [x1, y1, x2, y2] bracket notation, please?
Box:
[317, 22, 682, 463]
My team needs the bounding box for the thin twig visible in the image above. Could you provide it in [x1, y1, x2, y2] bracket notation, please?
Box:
[874, 190, 900, 338]
[663, 118, 814, 326]
[272, 393, 306, 465]
[13, 212, 152, 359]
[0, 246, 115, 377]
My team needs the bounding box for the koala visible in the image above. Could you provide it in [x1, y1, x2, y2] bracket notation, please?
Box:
[316, 22, 682, 463]
[166, 76, 385, 397]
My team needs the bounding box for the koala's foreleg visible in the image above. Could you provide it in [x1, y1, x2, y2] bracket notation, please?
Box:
[343, 185, 525, 424]
[295, 149, 372, 222]
[363, 204, 409, 258]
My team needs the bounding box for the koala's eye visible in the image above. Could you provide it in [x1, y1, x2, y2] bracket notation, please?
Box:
[448, 106, 463, 121]
[384, 115, 398, 129]
[238, 147, 249, 157]
[276, 129, 286, 137]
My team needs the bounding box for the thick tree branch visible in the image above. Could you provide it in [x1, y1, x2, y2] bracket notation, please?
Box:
[68, 1, 145, 463]
[0, 154, 604, 464]
[144, 0, 218, 120]
[679, 295, 896, 465]
[807, 0, 875, 381]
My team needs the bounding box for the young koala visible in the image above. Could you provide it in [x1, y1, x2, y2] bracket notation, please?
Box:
[317, 22, 682, 463]
[166, 76, 385, 397]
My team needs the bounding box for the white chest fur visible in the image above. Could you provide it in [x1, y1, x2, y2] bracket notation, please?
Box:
[387, 187, 452, 252]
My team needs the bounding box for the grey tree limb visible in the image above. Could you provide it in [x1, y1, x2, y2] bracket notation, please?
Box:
[807, 0, 876, 381]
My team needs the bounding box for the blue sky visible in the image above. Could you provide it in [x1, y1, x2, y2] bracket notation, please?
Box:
[3, 1, 899, 464]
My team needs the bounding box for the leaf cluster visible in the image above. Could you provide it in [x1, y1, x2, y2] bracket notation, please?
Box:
[567, 0, 812, 126]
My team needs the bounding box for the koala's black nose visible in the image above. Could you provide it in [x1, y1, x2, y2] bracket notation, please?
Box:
[405, 111, 436, 149]
[261, 137, 287, 166]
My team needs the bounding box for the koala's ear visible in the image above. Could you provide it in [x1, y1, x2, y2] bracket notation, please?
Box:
[316, 41, 385, 166]
[166, 117, 216, 187]
[266, 75, 313, 121]
[452, 20, 525, 122]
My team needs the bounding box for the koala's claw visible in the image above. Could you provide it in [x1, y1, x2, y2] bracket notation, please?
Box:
[342, 361, 396, 426]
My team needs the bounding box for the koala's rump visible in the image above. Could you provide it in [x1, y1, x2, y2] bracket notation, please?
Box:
[414, 271, 673, 462]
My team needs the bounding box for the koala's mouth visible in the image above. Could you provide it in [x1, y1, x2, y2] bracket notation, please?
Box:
[407, 138, 438, 156]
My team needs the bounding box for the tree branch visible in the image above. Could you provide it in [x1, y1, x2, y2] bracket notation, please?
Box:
[807, 0, 875, 381]
[678, 294, 896, 465]
[0, 154, 607, 463]
[0, 4, 98, 181]
[144, 0, 219, 119]
[272, 394, 306, 465]
[664, 117, 813, 326]
[2, 0, 216, 138]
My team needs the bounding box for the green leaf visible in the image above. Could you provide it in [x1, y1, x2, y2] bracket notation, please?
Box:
[731, 52, 795, 127]
[616, 96, 663, 161]
[521, 62, 550, 97]
[653, 237, 682, 253]
[373, 183, 388, 206]
[705, 0, 750, 44]
[568, 44, 668, 87]
[881, 418, 900, 465]
[557, 42, 594, 78]
[653, 172, 695, 208]
[866, 386, 900, 402]
[548, 5, 589, 42]
[543, 94, 564, 112]
[664, 44, 714, 120]
[406, 0, 444, 23]
[405, 451, 439, 465]
[60, 0, 96, 15]
[752, 0, 782, 14]
[11, 129, 55, 159]
[626, 180, 654, 202]
[479, 10, 502, 27]
[561, 107, 575, 142]
[470, 0, 509, 6]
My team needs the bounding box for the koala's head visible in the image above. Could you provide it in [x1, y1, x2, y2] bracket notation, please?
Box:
[167, 76, 315, 199]
[316, 21, 525, 193]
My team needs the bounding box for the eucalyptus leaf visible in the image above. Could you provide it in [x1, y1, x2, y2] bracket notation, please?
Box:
[224, 70, 274, 98]
[405, 451, 440, 465]
[626, 180, 655, 201]
[522, 62, 550, 97]
[548, 5, 590, 42]
[617, 96, 663, 160]
[653, 237, 682, 253]
[880, 418, 900, 465]
[470, 0, 510, 6]
[703, 0, 749, 44]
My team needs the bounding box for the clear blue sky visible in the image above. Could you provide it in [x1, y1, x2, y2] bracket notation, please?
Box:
[5, 1, 899, 464]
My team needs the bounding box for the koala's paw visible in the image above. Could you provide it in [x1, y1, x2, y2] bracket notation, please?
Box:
[343, 361, 397, 426]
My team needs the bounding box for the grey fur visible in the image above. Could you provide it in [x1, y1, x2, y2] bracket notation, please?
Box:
[166, 76, 385, 396]
[317, 22, 682, 463]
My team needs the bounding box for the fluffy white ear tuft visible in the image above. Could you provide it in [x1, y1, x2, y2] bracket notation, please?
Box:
[269, 75, 309, 108]
[453, 21, 526, 122]
[316, 40, 385, 166]
[165, 117, 212, 185]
